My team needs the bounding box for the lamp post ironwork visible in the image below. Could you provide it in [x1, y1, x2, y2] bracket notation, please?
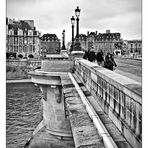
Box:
[73, 6, 82, 51]
[75, 6, 80, 39]
[135, 42, 138, 53]
[61, 29, 66, 50]
[70, 16, 75, 52]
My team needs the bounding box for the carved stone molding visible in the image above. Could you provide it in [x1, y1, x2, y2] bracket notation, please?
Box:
[39, 85, 47, 101]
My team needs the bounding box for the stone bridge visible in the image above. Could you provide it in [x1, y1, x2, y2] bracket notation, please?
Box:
[27, 55, 142, 148]
[74, 59, 142, 148]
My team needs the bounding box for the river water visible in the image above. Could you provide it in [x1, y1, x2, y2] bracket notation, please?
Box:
[6, 83, 42, 148]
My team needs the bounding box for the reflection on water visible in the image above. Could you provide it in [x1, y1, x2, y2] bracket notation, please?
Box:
[6, 83, 42, 148]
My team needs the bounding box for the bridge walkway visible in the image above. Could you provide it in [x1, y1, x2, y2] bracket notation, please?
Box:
[72, 73, 133, 148]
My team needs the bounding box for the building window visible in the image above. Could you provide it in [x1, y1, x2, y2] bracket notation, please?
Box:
[33, 46, 35, 52]
[18, 30, 23, 36]
[29, 31, 32, 36]
[14, 37, 18, 45]
[29, 45, 32, 53]
[19, 46, 22, 53]
[14, 46, 18, 52]
[10, 46, 13, 52]
[23, 46, 27, 52]
[19, 38, 22, 45]
[14, 30, 18, 35]
[9, 30, 13, 35]
[135, 44, 138, 52]
[10, 38, 13, 45]
[28, 38, 33, 44]
[33, 38, 35, 44]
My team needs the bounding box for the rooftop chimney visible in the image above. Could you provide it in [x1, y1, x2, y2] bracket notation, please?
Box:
[87, 31, 89, 36]
[106, 30, 110, 33]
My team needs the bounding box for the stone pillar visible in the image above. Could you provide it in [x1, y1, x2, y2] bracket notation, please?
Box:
[39, 84, 72, 137]
[29, 58, 74, 138]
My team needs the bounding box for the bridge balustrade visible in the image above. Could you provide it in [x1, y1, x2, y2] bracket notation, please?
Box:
[74, 59, 142, 148]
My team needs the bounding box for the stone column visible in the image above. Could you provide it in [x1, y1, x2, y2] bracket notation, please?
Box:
[37, 77, 72, 138]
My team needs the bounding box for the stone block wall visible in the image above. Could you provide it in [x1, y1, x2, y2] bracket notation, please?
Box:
[6, 60, 41, 79]
[74, 59, 142, 148]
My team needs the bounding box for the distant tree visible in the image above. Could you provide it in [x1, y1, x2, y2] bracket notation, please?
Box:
[18, 54, 23, 58]
[28, 54, 34, 58]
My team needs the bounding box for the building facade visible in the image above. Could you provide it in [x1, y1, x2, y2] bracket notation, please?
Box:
[6, 18, 41, 59]
[67, 30, 123, 55]
[127, 40, 142, 55]
[40, 33, 61, 56]
[84, 30, 123, 55]
[78, 34, 87, 51]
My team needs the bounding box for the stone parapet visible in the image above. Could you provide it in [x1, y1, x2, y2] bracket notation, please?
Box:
[61, 74, 105, 148]
[6, 59, 41, 79]
[74, 59, 142, 148]
[41, 59, 74, 72]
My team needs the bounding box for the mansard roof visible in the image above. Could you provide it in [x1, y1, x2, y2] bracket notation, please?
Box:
[79, 34, 87, 40]
[40, 33, 59, 41]
[95, 32, 121, 40]
[8, 20, 32, 31]
[90, 32, 96, 35]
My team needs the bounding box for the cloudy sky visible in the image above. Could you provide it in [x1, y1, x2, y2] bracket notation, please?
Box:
[7, 0, 142, 44]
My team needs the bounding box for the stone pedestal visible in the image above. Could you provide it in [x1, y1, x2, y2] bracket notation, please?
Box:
[29, 58, 74, 138]
[39, 82, 72, 137]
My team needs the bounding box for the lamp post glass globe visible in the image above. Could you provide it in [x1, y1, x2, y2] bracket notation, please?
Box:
[75, 6, 80, 18]
[71, 16, 75, 25]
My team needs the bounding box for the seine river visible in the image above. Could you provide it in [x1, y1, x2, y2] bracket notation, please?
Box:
[6, 83, 42, 148]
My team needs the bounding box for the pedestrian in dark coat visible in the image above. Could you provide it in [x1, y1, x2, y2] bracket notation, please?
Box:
[88, 48, 96, 62]
[96, 49, 104, 65]
[111, 54, 117, 67]
[104, 52, 117, 71]
[83, 50, 89, 60]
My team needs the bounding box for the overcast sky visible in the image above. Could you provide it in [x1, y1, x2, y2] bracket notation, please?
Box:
[7, 0, 142, 44]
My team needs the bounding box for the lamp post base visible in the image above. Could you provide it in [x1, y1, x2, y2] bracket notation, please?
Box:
[73, 40, 82, 51]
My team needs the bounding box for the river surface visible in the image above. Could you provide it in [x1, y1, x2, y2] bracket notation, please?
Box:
[6, 83, 42, 148]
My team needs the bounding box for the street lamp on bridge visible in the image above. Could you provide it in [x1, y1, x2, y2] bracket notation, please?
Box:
[70, 16, 75, 52]
[75, 6, 80, 39]
[73, 6, 82, 51]
[61, 29, 66, 50]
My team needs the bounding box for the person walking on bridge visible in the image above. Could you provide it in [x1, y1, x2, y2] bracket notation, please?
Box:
[104, 52, 117, 71]
[88, 48, 96, 62]
[83, 50, 89, 60]
[96, 49, 104, 66]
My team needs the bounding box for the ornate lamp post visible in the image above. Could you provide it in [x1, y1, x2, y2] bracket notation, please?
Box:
[70, 16, 75, 52]
[135, 42, 138, 52]
[61, 29, 66, 50]
[75, 6, 81, 39]
[73, 6, 82, 51]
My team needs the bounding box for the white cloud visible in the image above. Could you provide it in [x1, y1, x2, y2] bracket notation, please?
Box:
[7, 0, 142, 43]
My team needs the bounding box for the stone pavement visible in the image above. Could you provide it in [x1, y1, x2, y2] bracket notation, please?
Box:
[61, 74, 105, 148]
[94, 60, 142, 84]
[115, 69, 142, 84]
[72, 73, 133, 148]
